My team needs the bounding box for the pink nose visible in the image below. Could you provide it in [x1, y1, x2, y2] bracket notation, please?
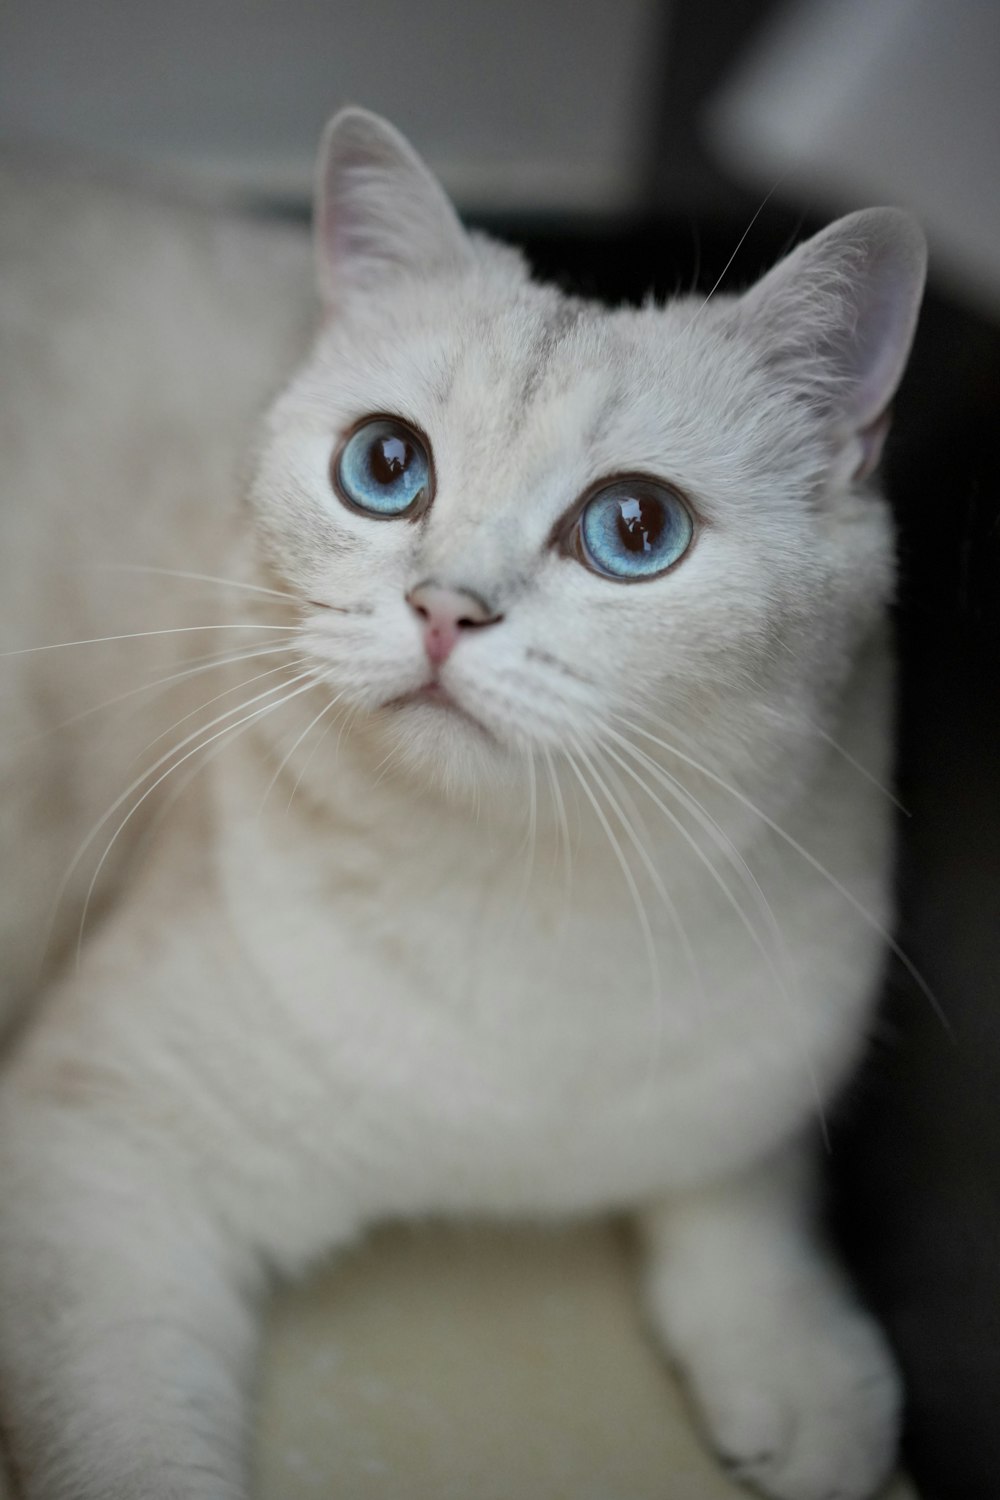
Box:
[406, 582, 501, 667]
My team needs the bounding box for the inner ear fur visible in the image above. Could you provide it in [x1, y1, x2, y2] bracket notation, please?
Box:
[314, 107, 472, 308]
[736, 208, 927, 477]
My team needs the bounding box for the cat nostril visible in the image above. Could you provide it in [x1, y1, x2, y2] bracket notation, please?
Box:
[406, 582, 500, 631]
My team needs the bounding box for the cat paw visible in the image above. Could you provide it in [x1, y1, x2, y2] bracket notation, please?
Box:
[688, 1307, 901, 1500]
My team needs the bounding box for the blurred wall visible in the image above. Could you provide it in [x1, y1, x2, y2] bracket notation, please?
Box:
[706, 0, 1000, 314]
[0, 0, 665, 213]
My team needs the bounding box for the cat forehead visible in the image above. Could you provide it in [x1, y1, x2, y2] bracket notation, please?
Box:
[312, 278, 759, 493]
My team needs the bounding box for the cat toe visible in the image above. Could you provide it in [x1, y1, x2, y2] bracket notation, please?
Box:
[692, 1315, 901, 1500]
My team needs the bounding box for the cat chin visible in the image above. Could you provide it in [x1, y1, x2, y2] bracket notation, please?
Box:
[383, 683, 496, 740]
[375, 696, 522, 800]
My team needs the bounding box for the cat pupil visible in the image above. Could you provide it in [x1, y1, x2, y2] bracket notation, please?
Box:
[371, 435, 410, 485]
[617, 496, 661, 554]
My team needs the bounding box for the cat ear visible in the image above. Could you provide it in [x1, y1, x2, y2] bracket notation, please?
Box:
[736, 209, 927, 479]
[314, 108, 473, 308]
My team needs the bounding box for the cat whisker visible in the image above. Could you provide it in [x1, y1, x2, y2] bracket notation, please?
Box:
[590, 739, 704, 1003]
[132, 702, 268, 867]
[257, 685, 346, 817]
[603, 726, 788, 972]
[540, 745, 573, 902]
[45, 667, 320, 968]
[130, 653, 312, 766]
[503, 743, 541, 936]
[611, 709, 949, 1033]
[563, 739, 661, 1001]
[471, 760, 482, 828]
[75, 670, 322, 964]
[568, 738, 680, 1100]
[598, 728, 830, 1142]
[513, 741, 539, 876]
[369, 739, 403, 793]
[595, 742, 715, 1094]
[802, 720, 908, 815]
[149, 637, 301, 678]
[526, 748, 538, 879]
[13, 641, 303, 750]
[285, 694, 353, 812]
[72, 564, 302, 603]
[694, 179, 784, 314]
[1, 622, 302, 659]
[724, 693, 907, 813]
[334, 699, 363, 758]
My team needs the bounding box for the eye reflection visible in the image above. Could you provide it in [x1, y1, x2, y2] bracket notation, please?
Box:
[577, 480, 692, 580]
[371, 435, 410, 484]
[333, 417, 432, 518]
[617, 496, 666, 554]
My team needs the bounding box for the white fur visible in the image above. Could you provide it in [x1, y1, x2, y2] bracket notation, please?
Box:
[0, 111, 925, 1499]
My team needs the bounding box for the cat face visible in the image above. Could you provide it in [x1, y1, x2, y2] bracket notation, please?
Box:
[248, 111, 925, 799]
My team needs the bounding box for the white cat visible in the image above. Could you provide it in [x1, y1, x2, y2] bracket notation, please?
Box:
[0, 110, 926, 1500]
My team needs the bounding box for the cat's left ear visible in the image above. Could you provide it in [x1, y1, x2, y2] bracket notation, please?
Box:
[314, 108, 473, 310]
[736, 208, 927, 480]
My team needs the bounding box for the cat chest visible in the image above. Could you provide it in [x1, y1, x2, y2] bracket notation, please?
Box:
[224, 869, 825, 1221]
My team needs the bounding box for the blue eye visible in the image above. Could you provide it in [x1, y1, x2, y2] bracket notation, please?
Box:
[577, 479, 693, 580]
[334, 417, 432, 518]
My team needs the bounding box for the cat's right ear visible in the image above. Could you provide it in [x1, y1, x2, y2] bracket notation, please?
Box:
[735, 208, 927, 482]
[314, 108, 473, 310]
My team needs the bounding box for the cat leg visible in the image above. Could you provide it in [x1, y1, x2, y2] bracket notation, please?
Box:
[637, 1141, 900, 1500]
[0, 1104, 263, 1500]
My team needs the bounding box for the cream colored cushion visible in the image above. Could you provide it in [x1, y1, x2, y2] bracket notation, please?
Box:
[0, 1221, 916, 1497]
[257, 1222, 917, 1500]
